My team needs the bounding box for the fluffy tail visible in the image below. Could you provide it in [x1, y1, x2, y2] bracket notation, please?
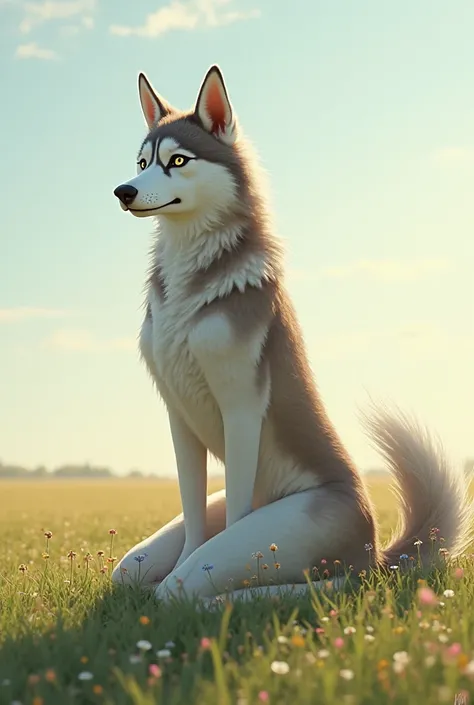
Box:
[362, 407, 473, 567]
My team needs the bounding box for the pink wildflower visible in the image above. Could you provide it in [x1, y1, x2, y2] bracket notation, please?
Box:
[418, 587, 438, 606]
[148, 664, 162, 678]
[446, 643, 462, 658]
[334, 637, 344, 649]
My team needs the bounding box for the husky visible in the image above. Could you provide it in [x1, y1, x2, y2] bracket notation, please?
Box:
[111, 65, 472, 602]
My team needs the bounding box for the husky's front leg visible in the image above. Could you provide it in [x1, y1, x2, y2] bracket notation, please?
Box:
[168, 407, 208, 568]
[189, 314, 269, 528]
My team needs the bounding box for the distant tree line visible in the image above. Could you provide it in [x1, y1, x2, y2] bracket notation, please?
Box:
[0, 461, 161, 479]
[0, 459, 472, 480]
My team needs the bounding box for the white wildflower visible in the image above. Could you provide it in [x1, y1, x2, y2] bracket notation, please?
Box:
[136, 640, 152, 651]
[393, 651, 410, 665]
[270, 660, 290, 675]
[156, 649, 171, 659]
[340, 669, 355, 681]
[77, 671, 93, 681]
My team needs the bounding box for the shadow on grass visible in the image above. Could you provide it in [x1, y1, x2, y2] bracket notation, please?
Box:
[0, 571, 356, 705]
[0, 560, 454, 705]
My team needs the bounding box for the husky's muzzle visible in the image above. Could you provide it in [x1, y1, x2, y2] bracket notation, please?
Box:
[113, 183, 182, 215]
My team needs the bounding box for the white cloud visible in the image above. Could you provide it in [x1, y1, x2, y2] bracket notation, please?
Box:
[19, 0, 95, 34]
[320, 258, 451, 281]
[0, 306, 65, 321]
[45, 328, 135, 352]
[15, 41, 57, 59]
[110, 0, 260, 38]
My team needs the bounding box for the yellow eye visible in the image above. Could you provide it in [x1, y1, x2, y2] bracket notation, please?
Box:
[167, 154, 193, 169]
[139, 158, 147, 170]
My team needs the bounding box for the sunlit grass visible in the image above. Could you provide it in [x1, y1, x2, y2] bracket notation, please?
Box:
[0, 478, 473, 705]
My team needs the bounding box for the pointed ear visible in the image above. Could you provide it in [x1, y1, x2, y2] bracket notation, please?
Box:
[193, 65, 236, 145]
[138, 73, 171, 129]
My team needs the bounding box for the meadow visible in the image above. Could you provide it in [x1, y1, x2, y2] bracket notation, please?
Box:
[0, 477, 473, 705]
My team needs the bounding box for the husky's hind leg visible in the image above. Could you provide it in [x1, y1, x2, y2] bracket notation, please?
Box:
[111, 490, 226, 586]
[154, 486, 371, 601]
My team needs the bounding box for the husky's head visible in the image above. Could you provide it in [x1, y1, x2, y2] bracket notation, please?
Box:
[114, 65, 244, 224]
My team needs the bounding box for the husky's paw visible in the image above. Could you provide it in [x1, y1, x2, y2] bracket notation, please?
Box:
[154, 573, 179, 602]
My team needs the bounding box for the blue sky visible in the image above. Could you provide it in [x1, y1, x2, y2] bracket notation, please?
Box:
[0, 0, 473, 476]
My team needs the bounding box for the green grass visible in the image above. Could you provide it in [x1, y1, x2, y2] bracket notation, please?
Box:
[1, 478, 473, 705]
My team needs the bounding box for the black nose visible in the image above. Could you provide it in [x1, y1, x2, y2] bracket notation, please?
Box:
[114, 184, 138, 206]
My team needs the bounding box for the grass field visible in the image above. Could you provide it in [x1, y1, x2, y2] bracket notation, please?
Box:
[0, 478, 473, 705]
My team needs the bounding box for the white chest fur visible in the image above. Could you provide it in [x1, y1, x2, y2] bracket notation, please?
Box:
[138, 230, 318, 506]
[139, 239, 227, 459]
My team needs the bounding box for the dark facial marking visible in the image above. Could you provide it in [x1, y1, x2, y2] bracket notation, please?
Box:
[155, 136, 172, 177]
[139, 113, 249, 203]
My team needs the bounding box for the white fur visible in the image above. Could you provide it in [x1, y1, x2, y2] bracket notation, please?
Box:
[118, 487, 352, 602]
[116, 217, 322, 598]
[119, 146, 236, 220]
[156, 137, 196, 166]
[167, 407, 208, 569]
[112, 489, 330, 597]
[189, 314, 270, 527]
[112, 218, 323, 597]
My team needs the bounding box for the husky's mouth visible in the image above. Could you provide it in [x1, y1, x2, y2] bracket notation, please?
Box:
[126, 198, 182, 213]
